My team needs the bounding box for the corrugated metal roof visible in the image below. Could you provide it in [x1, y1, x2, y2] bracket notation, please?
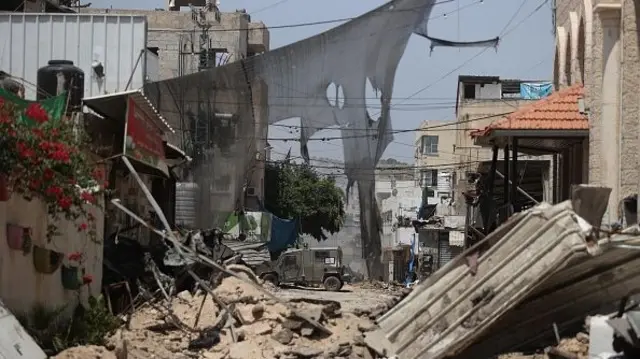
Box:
[0, 13, 148, 100]
[0, 299, 46, 358]
[220, 240, 271, 267]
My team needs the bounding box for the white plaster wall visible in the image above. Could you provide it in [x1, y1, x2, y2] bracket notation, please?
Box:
[475, 83, 501, 100]
[394, 227, 414, 246]
[0, 195, 104, 316]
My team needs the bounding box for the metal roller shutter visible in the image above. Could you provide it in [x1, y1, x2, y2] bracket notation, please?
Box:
[438, 232, 453, 268]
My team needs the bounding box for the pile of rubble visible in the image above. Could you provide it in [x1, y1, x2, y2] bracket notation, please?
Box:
[54, 274, 407, 359]
[498, 333, 589, 359]
[356, 280, 406, 293]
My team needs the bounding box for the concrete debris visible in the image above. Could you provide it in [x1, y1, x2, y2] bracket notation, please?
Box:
[52, 345, 118, 359]
[53, 275, 407, 359]
[497, 334, 589, 359]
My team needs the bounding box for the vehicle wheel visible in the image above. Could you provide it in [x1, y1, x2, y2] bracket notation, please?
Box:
[323, 276, 342, 291]
[262, 273, 279, 286]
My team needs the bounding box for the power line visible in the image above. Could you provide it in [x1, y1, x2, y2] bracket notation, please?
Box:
[501, 0, 550, 37]
[170, 111, 513, 145]
[211, 0, 476, 32]
[264, 111, 514, 141]
[383, 0, 549, 114]
[499, 0, 528, 35]
[270, 123, 464, 132]
[250, 0, 291, 15]
[260, 154, 542, 173]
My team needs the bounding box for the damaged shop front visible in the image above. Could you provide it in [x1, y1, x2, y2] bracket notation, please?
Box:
[82, 90, 189, 305]
[416, 227, 464, 272]
[412, 215, 466, 279]
[83, 89, 187, 239]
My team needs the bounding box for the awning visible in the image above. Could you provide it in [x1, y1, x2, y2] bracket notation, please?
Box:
[164, 142, 191, 162]
[83, 90, 175, 177]
[470, 85, 588, 154]
[83, 89, 174, 134]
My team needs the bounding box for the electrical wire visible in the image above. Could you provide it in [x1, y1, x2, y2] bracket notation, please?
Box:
[173, 111, 513, 144]
[501, 0, 550, 38]
[211, 0, 462, 32]
[259, 155, 543, 174]
[261, 148, 542, 171]
[499, 0, 528, 36]
[250, 0, 291, 15]
[382, 0, 550, 114]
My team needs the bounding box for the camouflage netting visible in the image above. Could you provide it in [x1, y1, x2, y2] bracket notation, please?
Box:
[144, 0, 470, 278]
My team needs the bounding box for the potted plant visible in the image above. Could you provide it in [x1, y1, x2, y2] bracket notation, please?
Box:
[32, 245, 63, 274]
[0, 90, 105, 242]
[6, 224, 23, 250]
[6, 225, 32, 254]
[60, 251, 82, 290]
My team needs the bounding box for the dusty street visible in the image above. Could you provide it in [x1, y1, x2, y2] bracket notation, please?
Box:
[52, 277, 408, 359]
[271, 284, 403, 314]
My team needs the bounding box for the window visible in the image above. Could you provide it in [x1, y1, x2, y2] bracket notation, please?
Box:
[463, 84, 476, 99]
[314, 251, 331, 262]
[420, 135, 439, 155]
[283, 255, 297, 267]
[421, 169, 438, 188]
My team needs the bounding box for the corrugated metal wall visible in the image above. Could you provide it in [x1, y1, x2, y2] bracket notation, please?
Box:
[0, 13, 148, 100]
[437, 231, 452, 268]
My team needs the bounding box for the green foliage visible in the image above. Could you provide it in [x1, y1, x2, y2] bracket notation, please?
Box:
[264, 161, 345, 240]
[16, 296, 121, 355]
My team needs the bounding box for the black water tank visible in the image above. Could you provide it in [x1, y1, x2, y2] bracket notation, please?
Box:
[36, 60, 85, 114]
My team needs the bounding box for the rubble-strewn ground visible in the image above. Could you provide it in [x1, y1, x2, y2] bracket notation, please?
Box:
[272, 283, 403, 313]
[53, 278, 407, 359]
[498, 333, 590, 359]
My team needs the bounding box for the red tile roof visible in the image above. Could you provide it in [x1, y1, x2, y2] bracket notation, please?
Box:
[471, 84, 588, 137]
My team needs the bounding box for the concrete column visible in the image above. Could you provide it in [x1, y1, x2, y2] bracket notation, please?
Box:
[598, 9, 621, 224]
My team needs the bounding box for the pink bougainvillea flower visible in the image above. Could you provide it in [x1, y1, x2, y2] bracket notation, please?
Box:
[57, 196, 72, 210]
[24, 103, 48, 123]
[68, 252, 82, 261]
[80, 192, 95, 204]
[82, 274, 93, 285]
[43, 168, 54, 180]
[45, 185, 63, 198]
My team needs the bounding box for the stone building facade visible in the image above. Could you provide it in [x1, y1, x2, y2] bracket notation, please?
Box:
[76, 6, 270, 219]
[81, 8, 269, 80]
[554, 0, 638, 224]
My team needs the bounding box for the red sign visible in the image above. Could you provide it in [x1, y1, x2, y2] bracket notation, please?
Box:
[124, 97, 166, 168]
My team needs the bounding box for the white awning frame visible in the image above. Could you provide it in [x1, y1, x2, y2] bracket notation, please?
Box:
[82, 89, 175, 134]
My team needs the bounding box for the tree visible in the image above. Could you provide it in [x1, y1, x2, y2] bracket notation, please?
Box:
[264, 161, 345, 240]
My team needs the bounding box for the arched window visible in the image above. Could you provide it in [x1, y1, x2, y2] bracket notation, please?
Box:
[578, 18, 586, 83]
[565, 31, 572, 85]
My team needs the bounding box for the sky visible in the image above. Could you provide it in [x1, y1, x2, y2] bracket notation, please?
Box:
[90, 0, 554, 163]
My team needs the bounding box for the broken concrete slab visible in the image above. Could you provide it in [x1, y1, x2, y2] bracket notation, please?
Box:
[367, 198, 640, 359]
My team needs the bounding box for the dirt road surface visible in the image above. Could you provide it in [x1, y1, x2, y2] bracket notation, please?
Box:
[272, 284, 402, 313]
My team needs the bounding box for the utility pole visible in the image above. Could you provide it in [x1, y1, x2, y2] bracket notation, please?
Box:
[188, 1, 221, 227]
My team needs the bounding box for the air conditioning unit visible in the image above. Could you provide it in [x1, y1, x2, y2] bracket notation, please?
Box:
[246, 187, 257, 196]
